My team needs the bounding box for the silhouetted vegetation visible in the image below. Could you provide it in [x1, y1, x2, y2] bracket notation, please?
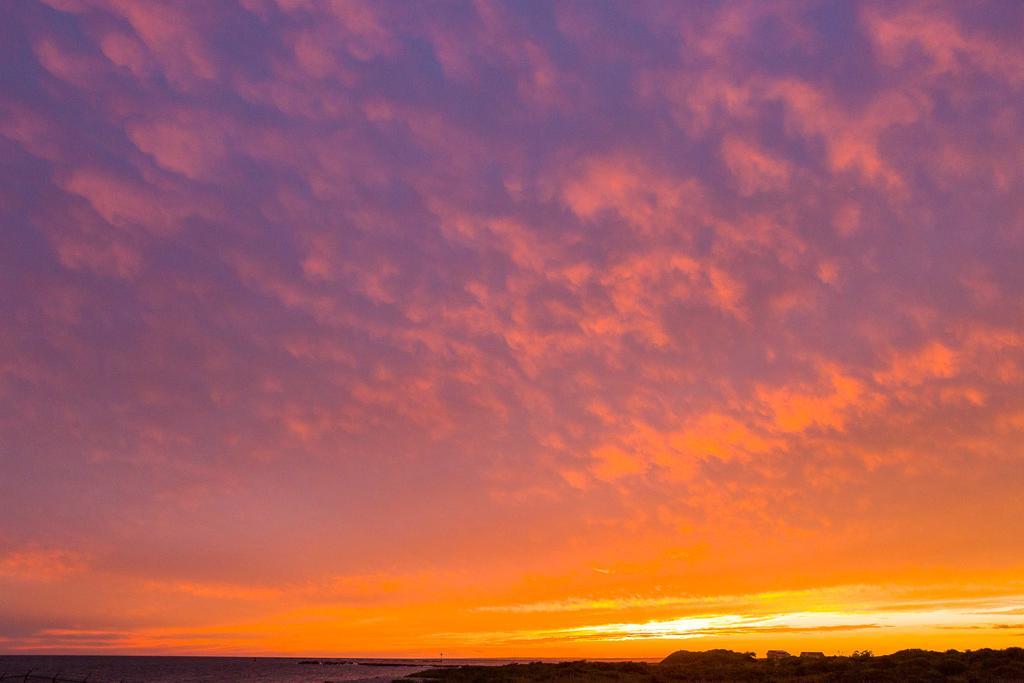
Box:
[406, 647, 1024, 681]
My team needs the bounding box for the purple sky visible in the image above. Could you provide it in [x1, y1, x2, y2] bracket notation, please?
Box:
[2, 0, 1024, 657]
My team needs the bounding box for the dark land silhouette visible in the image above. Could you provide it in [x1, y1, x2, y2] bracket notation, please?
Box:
[407, 647, 1024, 681]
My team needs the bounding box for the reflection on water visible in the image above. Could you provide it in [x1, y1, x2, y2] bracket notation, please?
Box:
[0, 656, 429, 683]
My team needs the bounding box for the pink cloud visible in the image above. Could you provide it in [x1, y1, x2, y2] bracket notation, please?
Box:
[721, 136, 793, 195]
[126, 111, 230, 181]
[864, 4, 1024, 84]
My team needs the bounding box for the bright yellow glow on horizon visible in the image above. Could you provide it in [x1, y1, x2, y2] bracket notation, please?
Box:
[6, 577, 1024, 657]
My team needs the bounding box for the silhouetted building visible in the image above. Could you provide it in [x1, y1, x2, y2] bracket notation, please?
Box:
[767, 650, 792, 660]
[800, 651, 825, 659]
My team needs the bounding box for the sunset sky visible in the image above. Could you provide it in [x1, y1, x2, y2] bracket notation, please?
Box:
[2, 0, 1024, 658]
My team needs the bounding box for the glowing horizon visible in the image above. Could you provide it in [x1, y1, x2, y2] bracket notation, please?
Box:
[2, 0, 1024, 658]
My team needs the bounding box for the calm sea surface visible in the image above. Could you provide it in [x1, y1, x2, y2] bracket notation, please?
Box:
[0, 656, 433, 682]
[0, 656, 653, 682]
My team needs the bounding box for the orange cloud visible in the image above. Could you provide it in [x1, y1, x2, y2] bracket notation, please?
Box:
[561, 156, 705, 234]
[0, 547, 87, 582]
[759, 366, 866, 433]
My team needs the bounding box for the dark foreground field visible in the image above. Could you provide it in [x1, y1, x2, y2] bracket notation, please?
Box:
[407, 648, 1024, 682]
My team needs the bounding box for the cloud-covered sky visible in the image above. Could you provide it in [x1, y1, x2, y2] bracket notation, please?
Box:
[2, 0, 1023, 656]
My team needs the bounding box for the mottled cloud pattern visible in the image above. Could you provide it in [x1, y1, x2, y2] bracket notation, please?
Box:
[2, 0, 1024, 656]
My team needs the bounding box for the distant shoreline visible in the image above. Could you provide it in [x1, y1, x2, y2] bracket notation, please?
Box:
[406, 648, 1024, 681]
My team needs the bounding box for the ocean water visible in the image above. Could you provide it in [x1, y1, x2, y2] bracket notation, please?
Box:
[0, 656, 657, 682]
[0, 656, 436, 682]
